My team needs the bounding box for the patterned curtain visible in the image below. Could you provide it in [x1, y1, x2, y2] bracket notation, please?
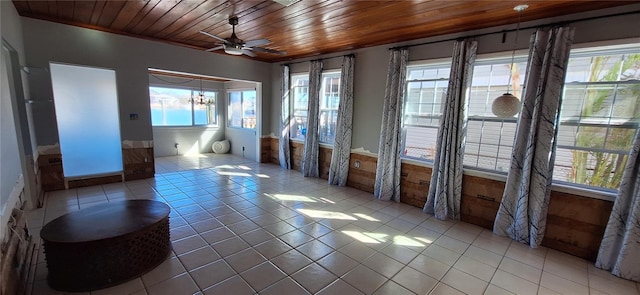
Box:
[374, 48, 408, 201]
[329, 55, 355, 186]
[596, 130, 640, 282]
[493, 26, 575, 247]
[423, 40, 477, 220]
[302, 60, 323, 177]
[279, 65, 291, 169]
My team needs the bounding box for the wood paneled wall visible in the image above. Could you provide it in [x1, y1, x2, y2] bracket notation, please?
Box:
[264, 139, 613, 261]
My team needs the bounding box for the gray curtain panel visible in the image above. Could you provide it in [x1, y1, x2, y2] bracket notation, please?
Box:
[596, 130, 640, 282]
[279, 64, 291, 169]
[374, 48, 408, 201]
[302, 60, 323, 177]
[493, 26, 575, 247]
[329, 55, 355, 186]
[423, 40, 477, 221]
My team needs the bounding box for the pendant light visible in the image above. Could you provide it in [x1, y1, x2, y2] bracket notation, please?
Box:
[194, 78, 206, 105]
[492, 4, 528, 118]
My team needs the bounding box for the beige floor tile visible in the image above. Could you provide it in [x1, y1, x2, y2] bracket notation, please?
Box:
[391, 266, 438, 294]
[270, 249, 313, 275]
[177, 246, 220, 271]
[540, 271, 588, 294]
[202, 275, 254, 295]
[498, 256, 542, 283]
[171, 235, 208, 255]
[317, 279, 364, 295]
[291, 263, 337, 293]
[210, 236, 250, 257]
[464, 245, 503, 267]
[253, 237, 292, 259]
[372, 280, 414, 295]
[224, 248, 266, 273]
[339, 241, 377, 261]
[431, 282, 466, 295]
[490, 269, 538, 295]
[259, 277, 310, 295]
[240, 261, 286, 292]
[342, 265, 389, 294]
[295, 239, 334, 261]
[362, 252, 405, 278]
[141, 256, 186, 287]
[188, 259, 236, 290]
[434, 235, 471, 254]
[441, 268, 489, 295]
[423, 244, 462, 266]
[483, 283, 515, 295]
[453, 255, 497, 282]
[408, 253, 452, 280]
[316, 251, 359, 277]
[146, 273, 199, 295]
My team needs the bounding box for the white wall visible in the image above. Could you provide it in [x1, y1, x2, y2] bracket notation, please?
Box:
[1, 1, 29, 238]
[20, 18, 273, 150]
[270, 5, 640, 154]
[224, 80, 260, 161]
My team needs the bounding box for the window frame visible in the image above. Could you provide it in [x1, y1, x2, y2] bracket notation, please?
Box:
[149, 84, 219, 127]
[227, 88, 257, 130]
[288, 70, 342, 145]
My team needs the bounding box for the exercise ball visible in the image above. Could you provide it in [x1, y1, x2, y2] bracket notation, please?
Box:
[212, 140, 230, 154]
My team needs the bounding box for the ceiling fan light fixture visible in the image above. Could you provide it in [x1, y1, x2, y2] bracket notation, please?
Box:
[224, 44, 243, 55]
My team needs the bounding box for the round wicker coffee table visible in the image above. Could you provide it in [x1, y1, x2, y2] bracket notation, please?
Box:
[41, 200, 171, 292]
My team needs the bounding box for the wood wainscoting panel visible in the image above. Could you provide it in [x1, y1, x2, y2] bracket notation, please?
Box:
[400, 163, 432, 208]
[542, 192, 613, 261]
[123, 147, 155, 181]
[269, 138, 280, 165]
[346, 153, 377, 193]
[260, 137, 271, 163]
[460, 175, 505, 229]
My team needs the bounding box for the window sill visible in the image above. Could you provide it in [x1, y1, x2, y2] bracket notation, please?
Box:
[288, 138, 335, 149]
[401, 158, 616, 202]
[153, 125, 219, 130]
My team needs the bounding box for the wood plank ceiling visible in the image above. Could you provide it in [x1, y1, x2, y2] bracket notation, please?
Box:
[11, 0, 636, 63]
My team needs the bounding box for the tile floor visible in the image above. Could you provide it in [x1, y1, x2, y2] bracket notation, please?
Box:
[26, 154, 640, 295]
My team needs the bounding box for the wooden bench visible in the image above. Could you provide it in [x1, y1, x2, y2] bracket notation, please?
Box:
[41, 200, 171, 292]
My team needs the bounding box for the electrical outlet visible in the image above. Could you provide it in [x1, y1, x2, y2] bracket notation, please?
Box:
[354, 161, 360, 168]
[242, 146, 245, 151]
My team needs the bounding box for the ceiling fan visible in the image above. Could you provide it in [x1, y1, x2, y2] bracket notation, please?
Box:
[200, 16, 286, 57]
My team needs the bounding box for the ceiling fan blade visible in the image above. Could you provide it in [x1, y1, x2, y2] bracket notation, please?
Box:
[242, 49, 256, 57]
[206, 45, 224, 52]
[199, 31, 227, 43]
[251, 47, 287, 55]
[243, 39, 271, 48]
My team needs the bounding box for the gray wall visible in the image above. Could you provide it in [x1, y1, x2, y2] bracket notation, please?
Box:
[270, 5, 640, 154]
[20, 17, 273, 150]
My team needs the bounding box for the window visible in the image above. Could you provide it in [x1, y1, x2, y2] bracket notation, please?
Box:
[319, 72, 341, 144]
[150, 86, 217, 126]
[402, 57, 527, 173]
[228, 90, 256, 129]
[291, 74, 309, 139]
[464, 57, 527, 172]
[402, 64, 450, 160]
[554, 47, 640, 191]
[289, 71, 341, 144]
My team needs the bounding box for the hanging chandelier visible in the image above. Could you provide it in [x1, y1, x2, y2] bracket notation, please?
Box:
[192, 78, 208, 105]
[492, 4, 528, 118]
